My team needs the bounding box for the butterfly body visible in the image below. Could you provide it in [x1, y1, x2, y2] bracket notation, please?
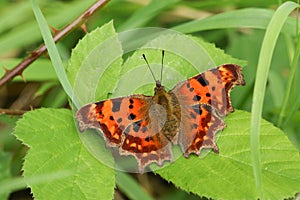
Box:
[76, 64, 245, 172]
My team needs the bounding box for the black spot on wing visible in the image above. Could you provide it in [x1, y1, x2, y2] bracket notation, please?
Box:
[112, 100, 121, 112]
[133, 122, 141, 132]
[193, 95, 201, 102]
[190, 112, 196, 119]
[192, 105, 203, 115]
[117, 118, 122, 123]
[141, 126, 147, 133]
[128, 113, 137, 120]
[197, 76, 209, 86]
[192, 123, 198, 129]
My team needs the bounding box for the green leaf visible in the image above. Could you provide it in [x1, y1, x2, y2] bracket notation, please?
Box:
[155, 110, 300, 200]
[0, 151, 12, 200]
[14, 108, 115, 200]
[66, 20, 123, 106]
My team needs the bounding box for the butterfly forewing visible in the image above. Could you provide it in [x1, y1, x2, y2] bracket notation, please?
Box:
[76, 95, 151, 146]
[170, 64, 245, 157]
[171, 64, 245, 116]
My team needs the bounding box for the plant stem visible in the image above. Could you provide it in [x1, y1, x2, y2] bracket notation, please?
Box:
[0, 108, 27, 115]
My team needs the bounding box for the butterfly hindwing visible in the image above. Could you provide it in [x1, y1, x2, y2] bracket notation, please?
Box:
[177, 104, 225, 156]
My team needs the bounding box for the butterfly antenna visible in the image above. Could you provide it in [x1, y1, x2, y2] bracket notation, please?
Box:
[160, 50, 165, 84]
[142, 54, 157, 83]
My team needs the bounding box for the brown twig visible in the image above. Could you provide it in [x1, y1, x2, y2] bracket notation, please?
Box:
[0, 108, 27, 115]
[0, 0, 110, 87]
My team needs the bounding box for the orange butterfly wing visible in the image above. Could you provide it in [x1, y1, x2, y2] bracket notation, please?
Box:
[76, 95, 173, 172]
[170, 64, 245, 155]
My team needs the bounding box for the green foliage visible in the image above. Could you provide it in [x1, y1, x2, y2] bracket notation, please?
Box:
[14, 108, 115, 199]
[66, 21, 123, 106]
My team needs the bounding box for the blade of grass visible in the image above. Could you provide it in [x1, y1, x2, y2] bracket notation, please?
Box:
[172, 8, 299, 37]
[116, 171, 154, 200]
[250, 1, 299, 198]
[31, 0, 77, 107]
[278, 33, 300, 127]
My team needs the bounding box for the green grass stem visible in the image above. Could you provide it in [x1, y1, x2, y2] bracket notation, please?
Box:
[31, 0, 77, 107]
[250, 1, 299, 198]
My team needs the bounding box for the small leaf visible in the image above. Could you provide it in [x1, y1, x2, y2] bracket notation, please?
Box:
[14, 108, 115, 200]
[66, 20, 123, 106]
[155, 110, 300, 200]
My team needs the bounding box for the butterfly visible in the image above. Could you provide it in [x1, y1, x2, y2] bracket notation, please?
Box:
[76, 51, 245, 173]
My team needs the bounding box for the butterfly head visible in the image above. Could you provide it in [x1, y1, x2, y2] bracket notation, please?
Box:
[154, 80, 166, 94]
